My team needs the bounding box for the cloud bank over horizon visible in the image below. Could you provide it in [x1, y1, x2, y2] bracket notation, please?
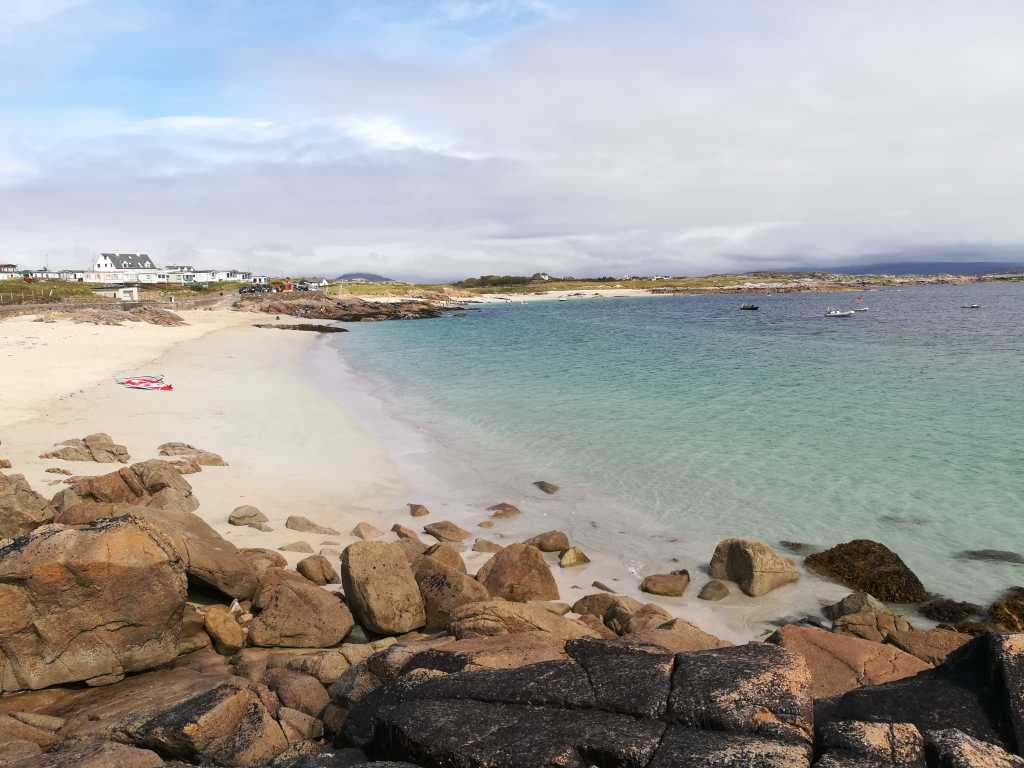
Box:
[2, 0, 1024, 279]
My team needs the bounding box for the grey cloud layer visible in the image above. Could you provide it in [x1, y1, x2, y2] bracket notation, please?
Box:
[2, 0, 1024, 277]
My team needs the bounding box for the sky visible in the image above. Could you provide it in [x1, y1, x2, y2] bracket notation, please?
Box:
[1, 0, 1024, 280]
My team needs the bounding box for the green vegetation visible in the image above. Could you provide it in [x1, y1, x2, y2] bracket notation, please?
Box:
[0, 279, 100, 306]
[326, 281, 451, 299]
[138, 281, 247, 299]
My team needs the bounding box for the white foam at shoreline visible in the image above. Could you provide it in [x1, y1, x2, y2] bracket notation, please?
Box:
[309, 333, 858, 644]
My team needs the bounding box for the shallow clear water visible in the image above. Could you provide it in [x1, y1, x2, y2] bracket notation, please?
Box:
[336, 283, 1024, 607]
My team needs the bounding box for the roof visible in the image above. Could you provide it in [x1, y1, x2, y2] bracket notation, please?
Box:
[101, 253, 156, 270]
[0, 264, 17, 270]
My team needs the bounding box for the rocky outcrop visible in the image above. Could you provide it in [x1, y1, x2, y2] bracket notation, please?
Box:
[285, 516, 339, 536]
[0, 516, 186, 692]
[249, 568, 353, 647]
[157, 442, 227, 466]
[342, 639, 813, 767]
[341, 542, 426, 635]
[476, 543, 559, 602]
[887, 627, 972, 666]
[422, 520, 470, 543]
[814, 634, 1022, 750]
[815, 720, 925, 767]
[236, 293, 445, 322]
[407, 504, 430, 517]
[448, 600, 598, 641]
[622, 618, 731, 653]
[40, 433, 129, 463]
[641, 570, 690, 597]
[296, 554, 340, 585]
[0, 472, 55, 539]
[926, 728, 1024, 767]
[805, 539, 927, 602]
[767, 624, 930, 698]
[413, 556, 490, 631]
[228, 505, 271, 531]
[53, 459, 199, 517]
[709, 538, 799, 596]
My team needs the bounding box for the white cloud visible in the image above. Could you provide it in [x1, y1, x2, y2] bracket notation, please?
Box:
[3, 1, 1024, 277]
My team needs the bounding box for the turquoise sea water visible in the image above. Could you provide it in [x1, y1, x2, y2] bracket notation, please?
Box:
[334, 283, 1024, 608]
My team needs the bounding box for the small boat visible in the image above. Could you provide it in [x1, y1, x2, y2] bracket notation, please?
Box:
[739, 304, 759, 311]
[558, 296, 569, 301]
[825, 308, 855, 318]
[853, 307, 868, 312]
[961, 304, 982, 309]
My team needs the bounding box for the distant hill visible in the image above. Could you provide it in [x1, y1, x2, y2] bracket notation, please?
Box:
[828, 261, 1024, 276]
[336, 272, 394, 282]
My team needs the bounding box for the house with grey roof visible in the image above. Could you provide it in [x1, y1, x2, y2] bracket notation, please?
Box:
[94, 253, 156, 271]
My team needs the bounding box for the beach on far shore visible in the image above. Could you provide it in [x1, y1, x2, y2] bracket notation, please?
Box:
[0, 307, 850, 643]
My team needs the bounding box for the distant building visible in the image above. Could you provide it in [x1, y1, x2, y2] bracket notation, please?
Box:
[0, 264, 17, 281]
[95, 253, 156, 271]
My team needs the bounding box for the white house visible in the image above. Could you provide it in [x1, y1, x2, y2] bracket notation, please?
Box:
[0, 264, 18, 281]
[94, 253, 156, 272]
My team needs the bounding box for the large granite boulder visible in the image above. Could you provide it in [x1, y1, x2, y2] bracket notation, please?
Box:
[523, 530, 570, 552]
[249, 568, 354, 647]
[53, 460, 199, 522]
[805, 540, 927, 602]
[448, 600, 599, 641]
[40, 433, 130, 463]
[422, 520, 470, 543]
[0, 516, 186, 692]
[0, 472, 55, 539]
[118, 679, 288, 766]
[412, 556, 490, 631]
[341, 542, 426, 635]
[420, 543, 466, 574]
[341, 639, 813, 767]
[640, 570, 690, 597]
[476, 543, 559, 602]
[767, 624, 929, 698]
[709, 538, 799, 596]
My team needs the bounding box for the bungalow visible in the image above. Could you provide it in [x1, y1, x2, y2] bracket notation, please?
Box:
[0, 264, 17, 281]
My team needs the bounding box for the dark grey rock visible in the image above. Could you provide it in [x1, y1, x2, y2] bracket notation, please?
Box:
[565, 637, 672, 718]
[371, 699, 665, 768]
[649, 726, 811, 767]
[925, 728, 1024, 767]
[815, 634, 1014, 751]
[667, 643, 813, 745]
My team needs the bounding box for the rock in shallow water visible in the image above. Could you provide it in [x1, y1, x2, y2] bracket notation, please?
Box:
[697, 579, 729, 601]
[641, 570, 690, 597]
[804, 539, 927, 603]
[709, 538, 799, 597]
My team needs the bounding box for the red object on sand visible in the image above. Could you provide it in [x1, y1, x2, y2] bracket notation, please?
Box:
[118, 375, 173, 391]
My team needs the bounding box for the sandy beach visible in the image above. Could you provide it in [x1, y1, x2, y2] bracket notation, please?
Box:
[0, 307, 849, 644]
